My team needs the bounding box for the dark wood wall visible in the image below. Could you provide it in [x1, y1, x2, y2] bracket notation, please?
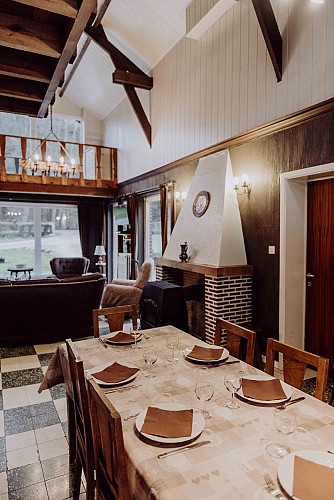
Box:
[118, 106, 334, 349]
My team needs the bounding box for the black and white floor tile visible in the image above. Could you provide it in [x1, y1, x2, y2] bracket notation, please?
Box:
[0, 343, 84, 500]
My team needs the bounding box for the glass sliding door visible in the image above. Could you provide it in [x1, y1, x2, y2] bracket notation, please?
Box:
[0, 202, 81, 278]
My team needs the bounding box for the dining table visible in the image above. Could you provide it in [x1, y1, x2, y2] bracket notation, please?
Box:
[39, 325, 334, 499]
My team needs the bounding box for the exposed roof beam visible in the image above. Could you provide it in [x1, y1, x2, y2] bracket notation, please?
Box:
[0, 12, 62, 58]
[59, 0, 112, 97]
[123, 84, 151, 146]
[251, 0, 282, 82]
[10, 0, 79, 18]
[37, 0, 97, 117]
[0, 47, 55, 83]
[85, 25, 146, 76]
[86, 24, 152, 146]
[0, 96, 40, 116]
[0, 75, 46, 101]
[112, 69, 153, 90]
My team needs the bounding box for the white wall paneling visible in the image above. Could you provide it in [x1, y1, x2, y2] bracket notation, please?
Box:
[102, 0, 334, 183]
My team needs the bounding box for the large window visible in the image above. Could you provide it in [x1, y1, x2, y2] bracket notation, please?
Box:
[144, 193, 171, 260]
[0, 203, 82, 277]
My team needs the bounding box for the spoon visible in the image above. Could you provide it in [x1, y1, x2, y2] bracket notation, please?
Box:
[275, 396, 305, 410]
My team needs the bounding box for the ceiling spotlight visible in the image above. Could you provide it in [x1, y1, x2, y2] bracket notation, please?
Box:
[310, 0, 325, 4]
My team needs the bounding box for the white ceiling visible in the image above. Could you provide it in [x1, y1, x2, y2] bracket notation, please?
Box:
[64, 0, 192, 120]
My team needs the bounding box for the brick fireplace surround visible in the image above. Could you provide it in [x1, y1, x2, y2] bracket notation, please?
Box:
[155, 258, 253, 344]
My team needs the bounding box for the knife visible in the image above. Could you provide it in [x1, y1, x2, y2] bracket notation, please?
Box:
[157, 440, 211, 459]
[99, 337, 108, 349]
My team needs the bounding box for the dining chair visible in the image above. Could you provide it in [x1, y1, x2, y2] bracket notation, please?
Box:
[66, 339, 95, 500]
[92, 304, 138, 338]
[87, 377, 131, 500]
[214, 318, 256, 366]
[264, 338, 329, 401]
[59, 345, 76, 461]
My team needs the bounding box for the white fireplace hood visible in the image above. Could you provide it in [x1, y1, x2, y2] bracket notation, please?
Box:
[163, 150, 247, 266]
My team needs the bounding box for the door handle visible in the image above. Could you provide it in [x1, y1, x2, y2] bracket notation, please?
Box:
[306, 273, 315, 278]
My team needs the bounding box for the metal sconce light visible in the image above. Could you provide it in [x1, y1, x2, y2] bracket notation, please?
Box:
[233, 174, 251, 198]
[175, 191, 187, 206]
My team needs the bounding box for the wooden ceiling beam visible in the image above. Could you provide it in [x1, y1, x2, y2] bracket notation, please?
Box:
[59, 0, 112, 97]
[0, 96, 40, 116]
[0, 47, 55, 83]
[123, 84, 151, 147]
[113, 69, 153, 90]
[10, 0, 79, 18]
[0, 12, 62, 58]
[85, 25, 147, 76]
[37, 0, 97, 117]
[0, 75, 46, 101]
[86, 24, 152, 146]
[251, 0, 282, 82]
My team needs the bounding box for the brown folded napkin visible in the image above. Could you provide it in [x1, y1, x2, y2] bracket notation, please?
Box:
[241, 378, 286, 401]
[188, 345, 224, 361]
[106, 331, 134, 343]
[293, 455, 334, 500]
[92, 362, 139, 383]
[140, 406, 193, 438]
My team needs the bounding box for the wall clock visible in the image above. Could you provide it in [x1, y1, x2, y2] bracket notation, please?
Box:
[192, 190, 210, 218]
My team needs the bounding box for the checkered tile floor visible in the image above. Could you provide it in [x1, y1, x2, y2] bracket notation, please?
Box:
[0, 343, 85, 500]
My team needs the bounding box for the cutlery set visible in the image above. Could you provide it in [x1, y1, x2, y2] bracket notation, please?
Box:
[275, 396, 305, 410]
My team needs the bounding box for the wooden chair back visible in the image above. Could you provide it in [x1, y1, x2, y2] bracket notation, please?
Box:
[265, 338, 329, 401]
[93, 304, 138, 338]
[66, 339, 95, 499]
[87, 378, 131, 500]
[59, 345, 76, 461]
[214, 319, 256, 366]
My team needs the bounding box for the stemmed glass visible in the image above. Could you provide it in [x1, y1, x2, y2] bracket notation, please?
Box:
[266, 408, 297, 458]
[223, 374, 241, 408]
[131, 325, 142, 349]
[143, 347, 158, 377]
[195, 382, 214, 419]
[166, 335, 179, 362]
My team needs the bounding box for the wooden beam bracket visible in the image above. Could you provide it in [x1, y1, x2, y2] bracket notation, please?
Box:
[251, 0, 282, 82]
[112, 69, 153, 90]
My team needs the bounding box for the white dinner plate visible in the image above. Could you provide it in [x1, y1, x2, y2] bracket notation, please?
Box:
[236, 374, 292, 404]
[104, 331, 141, 345]
[278, 450, 334, 498]
[86, 361, 139, 386]
[136, 402, 205, 444]
[183, 346, 229, 364]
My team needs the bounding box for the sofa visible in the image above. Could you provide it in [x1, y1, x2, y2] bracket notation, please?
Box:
[0, 273, 105, 346]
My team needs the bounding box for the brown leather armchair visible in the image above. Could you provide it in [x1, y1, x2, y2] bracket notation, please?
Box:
[50, 257, 90, 278]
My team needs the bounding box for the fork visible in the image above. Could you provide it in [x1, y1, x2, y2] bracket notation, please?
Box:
[263, 473, 283, 498]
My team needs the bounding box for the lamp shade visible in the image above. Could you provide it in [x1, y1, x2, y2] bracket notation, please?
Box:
[94, 245, 106, 256]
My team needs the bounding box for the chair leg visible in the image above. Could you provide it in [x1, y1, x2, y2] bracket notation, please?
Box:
[66, 394, 76, 462]
[85, 470, 95, 500]
[73, 454, 83, 500]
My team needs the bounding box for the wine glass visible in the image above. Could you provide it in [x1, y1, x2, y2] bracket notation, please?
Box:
[143, 347, 158, 377]
[224, 375, 241, 409]
[166, 335, 179, 362]
[131, 325, 142, 349]
[266, 408, 297, 458]
[195, 382, 214, 419]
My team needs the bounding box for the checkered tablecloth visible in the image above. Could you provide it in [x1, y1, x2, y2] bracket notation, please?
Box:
[39, 325, 334, 499]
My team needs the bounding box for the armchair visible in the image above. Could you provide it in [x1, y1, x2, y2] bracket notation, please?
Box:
[101, 258, 154, 308]
[50, 257, 90, 279]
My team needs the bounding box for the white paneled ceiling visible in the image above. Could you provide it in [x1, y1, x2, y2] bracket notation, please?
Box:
[63, 0, 192, 120]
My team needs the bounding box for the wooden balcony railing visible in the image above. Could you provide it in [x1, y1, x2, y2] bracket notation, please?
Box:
[0, 134, 117, 197]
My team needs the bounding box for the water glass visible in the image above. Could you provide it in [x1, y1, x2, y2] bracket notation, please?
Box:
[224, 375, 241, 409]
[143, 347, 158, 377]
[266, 408, 297, 458]
[195, 382, 214, 419]
[131, 325, 142, 349]
[166, 335, 179, 362]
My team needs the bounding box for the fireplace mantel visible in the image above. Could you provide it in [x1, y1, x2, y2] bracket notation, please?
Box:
[155, 257, 253, 278]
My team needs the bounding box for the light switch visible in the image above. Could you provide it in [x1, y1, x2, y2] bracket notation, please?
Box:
[268, 246, 275, 255]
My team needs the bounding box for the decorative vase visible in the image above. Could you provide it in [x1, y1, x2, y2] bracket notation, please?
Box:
[179, 242, 188, 262]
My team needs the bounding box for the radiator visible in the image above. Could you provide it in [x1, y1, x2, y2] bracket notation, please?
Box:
[117, 253, 131, 279]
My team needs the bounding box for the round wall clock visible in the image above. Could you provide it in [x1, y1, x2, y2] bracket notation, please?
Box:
[192, 190, 210, 218]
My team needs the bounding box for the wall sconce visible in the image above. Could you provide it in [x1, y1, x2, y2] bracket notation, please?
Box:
[233, 174, 251, 198]
[175, 191, 187, 206]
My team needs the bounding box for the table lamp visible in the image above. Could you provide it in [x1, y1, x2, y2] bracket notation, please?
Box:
[94, 245, 106, 264]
